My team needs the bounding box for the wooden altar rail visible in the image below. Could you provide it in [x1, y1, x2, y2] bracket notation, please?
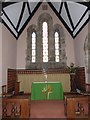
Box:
[2, 98, 30, 118]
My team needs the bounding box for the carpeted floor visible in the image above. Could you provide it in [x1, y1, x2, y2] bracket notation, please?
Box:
[30, 100, 66, 118]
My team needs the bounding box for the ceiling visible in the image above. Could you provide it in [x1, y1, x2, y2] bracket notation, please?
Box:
[0, 0, 90, 39]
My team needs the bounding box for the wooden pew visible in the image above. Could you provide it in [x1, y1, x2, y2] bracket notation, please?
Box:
[65, 93, 89, 119]
[2, 96, 30, 118]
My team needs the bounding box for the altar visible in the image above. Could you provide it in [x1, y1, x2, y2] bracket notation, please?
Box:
[31, 82, 64, 100]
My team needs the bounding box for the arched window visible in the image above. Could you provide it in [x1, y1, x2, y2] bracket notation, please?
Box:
[42, 22, 48, 62]
[26, 13, 66, 69]
[55, 32, 60, 62]
[32, 32, 36, 63]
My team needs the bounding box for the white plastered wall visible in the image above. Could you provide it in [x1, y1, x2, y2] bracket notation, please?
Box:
[16, 2, 75, 68]
[2, 25, 17, 89]
[74, 22, 89, 83]
[0, 22, 2, 95]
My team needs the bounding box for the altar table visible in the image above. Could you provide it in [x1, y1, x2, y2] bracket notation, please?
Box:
[31, 82, 64, 100]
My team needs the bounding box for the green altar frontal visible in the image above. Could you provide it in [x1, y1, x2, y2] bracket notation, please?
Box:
[31, 82, 64, 100]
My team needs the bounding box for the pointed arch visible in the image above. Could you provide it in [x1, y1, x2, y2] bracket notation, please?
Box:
[26, 13, 67, 69]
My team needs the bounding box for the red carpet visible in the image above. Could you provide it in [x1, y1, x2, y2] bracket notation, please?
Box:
[30, 100, 66, 118]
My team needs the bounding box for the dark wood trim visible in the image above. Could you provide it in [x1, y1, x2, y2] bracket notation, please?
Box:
[2, 97, 30, 118]
[86, 83, 90, 86]
[16, 2, 26, 30]
[59, 2, 63, 14]
[16, 68, 68, 74]
[7, 69, 17, 93]
[73, 17, 89, 38]
[2, 9, 17, 31]
[65, 94, 89, 118]
[64, 2, 74, 30]
[2, 19, 18, 39]
[75, 67, 86, 91]
[27, 2, 31, 15]
[47, 1, 73, 38]
[2, 2, 17, 8]
[86, 83, 90, 92]
[18, 2, 42, 39]
[74, 8, 88, 30]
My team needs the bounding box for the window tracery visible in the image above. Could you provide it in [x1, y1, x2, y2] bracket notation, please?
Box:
[26, 13, 67, 69]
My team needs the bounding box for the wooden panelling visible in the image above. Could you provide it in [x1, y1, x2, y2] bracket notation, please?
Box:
[75, 67, 86, 91]
[14, 82, 20, 95]
[7, 69, 17, 93]
[2, 97, 30, 118]
[17, 73, 70, 93]
[7, 67, 87, 93]
[66, 95, 88, 118]
[17, 68, 68, 74]
[86, 84, 90, 92]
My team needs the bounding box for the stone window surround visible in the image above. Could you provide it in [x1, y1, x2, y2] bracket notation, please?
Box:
[26, 13, 67, 70]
